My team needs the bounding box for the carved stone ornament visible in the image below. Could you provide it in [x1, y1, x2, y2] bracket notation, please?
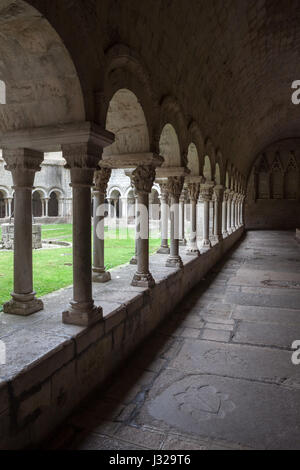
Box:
[187, 183, 200, 202]
[94, 168, 112, 193]
[131, 165, 156, 194]
[167, 176, 184, 198]
[63, 142, 102, 170]
[199, 185, 213, 202]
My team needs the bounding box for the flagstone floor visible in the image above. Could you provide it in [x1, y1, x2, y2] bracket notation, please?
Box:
[43, 231, 300, 450]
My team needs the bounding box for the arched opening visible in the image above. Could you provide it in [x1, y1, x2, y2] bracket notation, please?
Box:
[187, 143, 199, 176]
[110, 190, 121, 219]
[159, 124, 181, 167]
[103, 89, 150, 156]
[48, 192, 59, 217]
[0, 191, 5, 218]
[215, 163, 221, 185]
[203, 155, 212, 181]
[149, 188, 160, 221]
[0, 1, 85, 136]
[32, 191, 43, 218]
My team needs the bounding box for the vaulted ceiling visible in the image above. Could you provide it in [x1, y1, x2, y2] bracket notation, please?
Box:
[4, 0, 300, 177]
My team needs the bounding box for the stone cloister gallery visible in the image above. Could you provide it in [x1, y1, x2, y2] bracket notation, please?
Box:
[0, 0, 300, 452]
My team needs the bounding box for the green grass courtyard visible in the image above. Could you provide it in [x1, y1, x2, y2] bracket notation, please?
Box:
[0, 224, 161, 309]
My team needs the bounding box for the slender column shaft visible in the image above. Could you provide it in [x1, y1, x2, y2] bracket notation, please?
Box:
[93, 191, 110, 282]
[227, 196, 232, 233]
[166, 177, 184, 268]
[130, 194, 138, 264]
[93, 168, 111, 282]
[222, 195, 228, 237]
[131, 165, 155, 287]
[3, 148, 43, 316]
[72, 184, 93, 306]
[179, 194, 186, 246]
[203, 200, 210, 244]
[157, 186, 170, 254]
[61, 140, 112, 327]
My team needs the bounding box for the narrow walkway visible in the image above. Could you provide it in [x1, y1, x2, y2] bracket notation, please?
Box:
[44, 231, 300, 450]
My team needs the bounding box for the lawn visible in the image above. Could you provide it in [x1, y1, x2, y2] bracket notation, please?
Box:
[0, 224, 161, 309]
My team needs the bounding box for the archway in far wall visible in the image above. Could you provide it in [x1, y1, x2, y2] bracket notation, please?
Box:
[32, 191, 43, 218]
[48, 192, 59, 217]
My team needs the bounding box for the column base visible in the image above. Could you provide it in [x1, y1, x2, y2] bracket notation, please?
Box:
[157, 246, 170, 254]
[166, 255, 183, 268]
[179, 239, 187, 246]
[222, 231, 229, 238]
[3, 292, 43, 316]
[211, 234, 223, 244]
[131, 272, 155, 288]
[186, 247, 200, 256]
[92, 270, 111, 283]
[62, 302, 103, 327]
[202, 239, 212, 251]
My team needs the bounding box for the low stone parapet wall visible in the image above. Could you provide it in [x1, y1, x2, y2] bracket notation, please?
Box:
[0, 227, 244, 449]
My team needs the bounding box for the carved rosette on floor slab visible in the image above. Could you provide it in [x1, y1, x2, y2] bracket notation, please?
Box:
[2, 148, 44, 316]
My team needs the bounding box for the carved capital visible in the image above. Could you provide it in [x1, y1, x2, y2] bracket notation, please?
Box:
[94, 168, 112, 194]
[63, 142, 102, 170]
[199, 185, 213, 202]
[62, 142, 103, 187]
[167, 176, 184, 199]
[131, 165, 156, 194]
[187, 183, 200, 202]
[3, 148, 43, 188]
[213, 185, 224, 202]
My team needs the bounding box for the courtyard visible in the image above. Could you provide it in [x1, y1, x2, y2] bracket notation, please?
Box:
[0, 224, 161, 309]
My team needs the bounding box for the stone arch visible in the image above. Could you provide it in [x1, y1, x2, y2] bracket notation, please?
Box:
[216, 150, 226, 185]
[159, 123, 181, 167]
[32, 190, 44, 218]
[215, 163, 221, 185]
[270, 152, 284, 199]
[99, 44, 158, 150]
[109, 188, 122, 218]
[156, 96, 187, 165]
[187, 121, 204, 174]
[103, 88, 150, 156]
[204, 139, 216, 177]
[225, 171, 230, 189]
[187, 143, 200, 176]
[0, 0, 85, 136]
[203, 155, 212, 182]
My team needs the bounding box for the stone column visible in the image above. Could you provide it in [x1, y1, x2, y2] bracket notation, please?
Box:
[62, 143, 104, 326]
[130, 193, 138, 265]
[130, 165, 156, 287]
[222, 191, 229, 238]
[179, 190, 187, 246]
[2, 148, 44, 316]
[166, 177, 184, 268]
[212, 185, 224, 243]
[58, 197, 64, 217]
[200, 185, 213, 250]
[157, 183, 170, 254]
[233, 193, 238, 230]
[211, 200, 215, 240]
[240, 195, 245, 225]
[107, 198, 113, 218]
[186, 183, 200, 256]
[231, 193, 236, 230]
[44, 198, 49, 217]
[93, 168, 111, 283]
[227, 192, 233, 234]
